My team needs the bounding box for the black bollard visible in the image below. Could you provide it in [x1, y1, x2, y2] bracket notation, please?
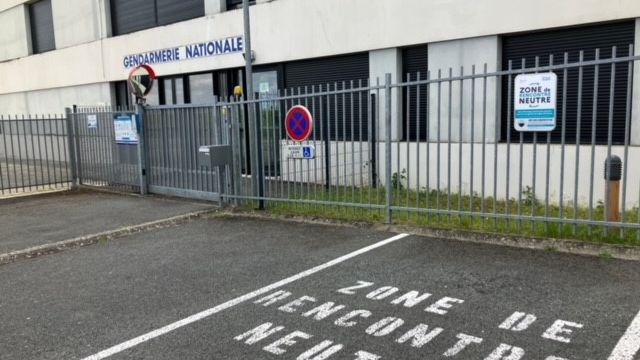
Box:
[604, 155, 622, 222]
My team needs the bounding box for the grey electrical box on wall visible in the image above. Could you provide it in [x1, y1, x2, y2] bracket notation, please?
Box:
[198, 145, 233, 168]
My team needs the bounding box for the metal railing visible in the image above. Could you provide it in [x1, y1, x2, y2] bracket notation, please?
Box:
[144, 104, 225, 201]
[3, 46, 639, 242]
[223, 47, 640, 242]
[0, 114, 71, 196]
[71, 106, 140, 193]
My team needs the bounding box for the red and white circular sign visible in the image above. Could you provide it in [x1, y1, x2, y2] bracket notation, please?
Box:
[127, 64, 156, 99]
[285, 105, 313, 142]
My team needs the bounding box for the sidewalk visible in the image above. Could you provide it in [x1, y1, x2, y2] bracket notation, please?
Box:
[0, 190, 215, 254]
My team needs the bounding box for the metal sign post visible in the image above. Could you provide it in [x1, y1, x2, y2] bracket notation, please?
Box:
[243, 0, 264, 209]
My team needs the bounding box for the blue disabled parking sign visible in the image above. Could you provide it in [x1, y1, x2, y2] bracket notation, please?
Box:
[514, 73, 557, 132]
[302, 146, 312, 158]
[285, 145, 315, 159]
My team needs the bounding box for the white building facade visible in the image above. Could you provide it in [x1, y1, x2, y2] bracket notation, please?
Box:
[1, 0, 639, 206]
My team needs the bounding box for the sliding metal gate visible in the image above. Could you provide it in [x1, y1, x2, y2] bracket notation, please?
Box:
[144, 105, 226, 201]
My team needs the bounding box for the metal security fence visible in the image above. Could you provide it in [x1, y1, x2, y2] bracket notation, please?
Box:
[385, 47, 639, 240]
[3, 46, 639, 242]
[219, 82, 380, 209]
[0, 114, 72, 196]
[222, 46, 640, 242]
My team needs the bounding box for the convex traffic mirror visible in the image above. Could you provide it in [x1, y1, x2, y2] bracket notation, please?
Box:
[128, 64, 156, 102]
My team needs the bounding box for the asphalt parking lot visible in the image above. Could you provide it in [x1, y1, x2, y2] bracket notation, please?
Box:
[0, 190, 213, 253]
[0, 210, 639, 360]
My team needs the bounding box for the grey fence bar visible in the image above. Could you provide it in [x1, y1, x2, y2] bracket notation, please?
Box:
[0, 113, 71, 196]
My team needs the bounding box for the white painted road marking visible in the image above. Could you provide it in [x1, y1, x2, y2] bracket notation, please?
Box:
[608, 309, 640, 360]
[80, 233, 411, 360]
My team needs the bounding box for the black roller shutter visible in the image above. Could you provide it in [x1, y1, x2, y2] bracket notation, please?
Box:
[402, 45, 429, 141]
[501, 21, 635, 144]
[110, 0, 156, 36]
[284, 53, 370, 141]
[29, 0, 55, 54]
[226, 0, 255, 10]
[157, 0, 204, 26]
[111, 0, 204, 36]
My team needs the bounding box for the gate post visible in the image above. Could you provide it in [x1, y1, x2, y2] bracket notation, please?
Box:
[64, 107, 78, 189]
[384, 73, 393, 224]
[247, 99, 265, 209]
[213, 97, 229, 206]
[222, 102, 235, 204]
[72, 105, 84, 185]
[136, 104, 148, 195]
[227, 101, 242, 206]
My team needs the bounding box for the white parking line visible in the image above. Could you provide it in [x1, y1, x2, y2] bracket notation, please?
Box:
[608, 309, 640, 360]
[81, 233, 411, 360]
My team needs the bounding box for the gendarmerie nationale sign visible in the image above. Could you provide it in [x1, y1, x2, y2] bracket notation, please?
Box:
[123, 35, 243, 68]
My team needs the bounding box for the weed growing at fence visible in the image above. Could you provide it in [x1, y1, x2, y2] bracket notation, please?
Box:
[241, 184, 640, 246]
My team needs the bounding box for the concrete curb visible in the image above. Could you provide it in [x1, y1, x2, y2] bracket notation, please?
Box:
[0, 208, 219, 266]
[4, 206, 638, 265]
[220, 210, 640, 261]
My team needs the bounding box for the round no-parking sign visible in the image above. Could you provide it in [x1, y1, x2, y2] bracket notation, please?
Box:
[285, 105, 313, 142]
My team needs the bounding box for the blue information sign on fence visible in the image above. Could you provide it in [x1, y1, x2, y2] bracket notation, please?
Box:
[113, 114, 139, 145]
[513, 73, 557, 132]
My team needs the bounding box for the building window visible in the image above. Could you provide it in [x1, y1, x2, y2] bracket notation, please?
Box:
[226, 0, 256, 10]
[110, 0, 204, 36]
[284, 53, 370, 141]
[160, 77, 186, 105]
[114, 81, 130, 108]
[188, 73, 215, 104]
[501, 21, 635, 144]
[114, 81, 159, 107]
[29, 0, 56, 54]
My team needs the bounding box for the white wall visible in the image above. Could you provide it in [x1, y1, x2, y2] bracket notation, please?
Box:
[51, 0, 108, 49]
[0, 0, 28, 13]
[386, 142, 640, 210]
[0, 83, 113, 115]
[0, 5, 30, 61]
[205, 0, 226, 15]
[427, 36, 500, 143]
[2, 0, 640, 94]
[280, 140, 371, 186]
[277, 140, 640, 209]
[369, 48, 401, 141]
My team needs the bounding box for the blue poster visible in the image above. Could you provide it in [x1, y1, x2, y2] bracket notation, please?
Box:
[113, 114, 139, 145]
